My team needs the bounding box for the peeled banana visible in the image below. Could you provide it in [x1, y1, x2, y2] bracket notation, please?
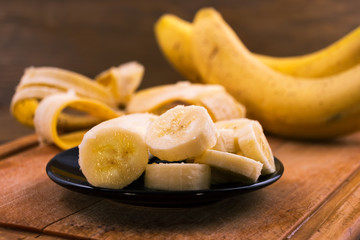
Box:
[78, 113, 155, 189]
[195, 149, 263, 184]
[215, 119, 275, 174]
[145, 163, 211, 190]
[145, 105, 218, 161]
[191, 8, 360, 139]
[155, 13, 360, 79]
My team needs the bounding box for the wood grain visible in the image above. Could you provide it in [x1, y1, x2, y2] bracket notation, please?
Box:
[0, 132, 359, 239]
[0, 134, 38, 160]
[0, 144, 101, 231]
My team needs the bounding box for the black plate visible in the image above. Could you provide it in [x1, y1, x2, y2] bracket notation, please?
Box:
[46, 147, 284, 207]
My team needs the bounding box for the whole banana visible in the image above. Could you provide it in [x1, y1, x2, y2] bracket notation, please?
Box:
[155, 13, 360, 79]
[191, 8, 360, 139]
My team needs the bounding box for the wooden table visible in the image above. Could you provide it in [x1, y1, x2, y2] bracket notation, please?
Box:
[1, 132, 360, 239]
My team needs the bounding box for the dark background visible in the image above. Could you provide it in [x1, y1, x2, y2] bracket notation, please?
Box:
[1, 0, 360, 144]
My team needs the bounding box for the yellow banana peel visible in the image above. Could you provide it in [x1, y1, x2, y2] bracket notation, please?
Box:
[34, 91, 122, 150]
[11, 64, 142, 149]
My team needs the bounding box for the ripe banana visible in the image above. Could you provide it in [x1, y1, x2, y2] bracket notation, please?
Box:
[78, 113, 155, 189]
[34, 91, 121, 150]
[145, 105, 218, 161]
[215, 119, 275, 174]
[155, 14, 202, 82]
[145, 163, 211, 190]
[155, 13, 360, 80]
[195, 149, 263, 184]
[127, 81, 246, 121]
[191, 8, 360, 139]
[255, 26, 360, 77]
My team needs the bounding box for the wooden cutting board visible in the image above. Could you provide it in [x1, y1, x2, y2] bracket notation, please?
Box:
[0, 133, 359, 239]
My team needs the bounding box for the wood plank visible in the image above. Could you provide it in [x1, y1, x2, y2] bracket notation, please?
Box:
[0, 134, 38, 160]
[0, 144, 101, 231]
[0, 226, 68, 240]
[41, 133, 360, 239]
[288, 165, 360, 240]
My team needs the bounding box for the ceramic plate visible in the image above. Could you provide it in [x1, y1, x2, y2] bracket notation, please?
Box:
[46, 147, 284, 207]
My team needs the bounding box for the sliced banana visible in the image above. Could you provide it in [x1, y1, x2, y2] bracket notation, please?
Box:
[237, 121, 275, 174]
[34, 92, 121, 150]
[145, 163, 211, 190]
[145, 105, 218, 161]
[107, 113, 158, 141]
[215, 118, 275, 174]
[95, 61, 144, 106]
[194, 149, 263, 183]
[212, 128, 239, 153]
[78, 114, 153, 189]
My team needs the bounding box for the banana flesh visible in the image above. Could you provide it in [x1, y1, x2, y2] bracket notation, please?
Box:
[145, 105, 218, 161]
[145, 163, 211, 190]
[195, 149, 263, 184]
[155, 13, 360, 79]
[127, 81, 246, 121]
[77, 106, 273, 189]
[192, 8, 360, 139]
[79, 114, 153, 189]
[215, 119, 275, 174]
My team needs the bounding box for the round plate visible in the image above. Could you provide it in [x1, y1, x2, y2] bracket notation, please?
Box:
[46, 147, 284, 207]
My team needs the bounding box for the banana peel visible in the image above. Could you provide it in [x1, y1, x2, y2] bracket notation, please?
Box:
[11, 63, 142, 149]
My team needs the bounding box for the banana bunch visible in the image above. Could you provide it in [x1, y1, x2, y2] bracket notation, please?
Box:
[11, 62, 144, 149]
[79, 105, 274, 190]
[155, 14, 360, 80]
[155, 9, 360, 139]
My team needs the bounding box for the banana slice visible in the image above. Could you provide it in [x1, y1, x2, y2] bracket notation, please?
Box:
[213, 118, 254, 153]
[79, 115, 151, 189]
[107, 113, 158, 141]
[212, 128, 239, 153]
[145, 105, 217, 161]
[145, 163, 211, 190]
[195, 149, 263, 183]
[237, 121, 275, 174]
[215, 118, 275, 174]
[34, 92, 121, 150]
[95, 61, 144, 106]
